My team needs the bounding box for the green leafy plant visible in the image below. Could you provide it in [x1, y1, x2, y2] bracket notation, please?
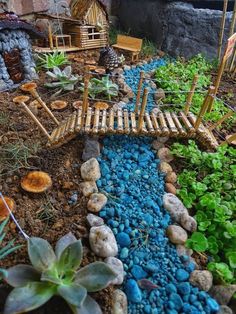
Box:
[0, 218, 21, 261]
[37, 51, 69, 70]
[141, 39, 156, 58]
[45, 66, 79, 94]
[2, 233, 117, 314]
[80, 76, 119, 101]
[155, 55, 234, 125]
[172, 140, 236, 283]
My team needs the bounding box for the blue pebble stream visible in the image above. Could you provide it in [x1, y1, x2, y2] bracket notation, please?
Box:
[97, 60, 219, 314]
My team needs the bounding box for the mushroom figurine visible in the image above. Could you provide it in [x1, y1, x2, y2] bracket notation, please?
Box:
[21, 171, 52, 193]
[20, 82, 37, 93]
[50, 100, 68, 111]
[0, 196, 15, 222]
[94, 102, 109, 110]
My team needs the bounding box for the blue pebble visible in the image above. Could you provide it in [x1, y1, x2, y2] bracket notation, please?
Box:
[186, 262, 196, 273]
[175, 269, 190, 282]
[144, 304, 151, 313]
[116, 232, 131, 247]
[120, 247, 129, 259]
[169, 293, 183, 311]
[131, 265, 148, 280]
[145, 261, 159, 273]
[189, 294, 197, 303]
[166, 283, 177, 294]
[125, 279, 142, 303]
[206, 298, 219, 312]
[177, 282, 191, 295]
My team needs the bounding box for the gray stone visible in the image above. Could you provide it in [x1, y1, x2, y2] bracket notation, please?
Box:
[176, 244, 193, 257]
[166, 225, 188, 244]
[190, 270, 213, 292]
[163, 193, 188, 223]
[80, 158, 101, 181]
[87, 193, 107, 213]
[105, 257, 124, 285]
[165, 172, 177, 184]
[217, 305, 233, 314]
[159, 161, 173, 174]
[209, 285, 236, 305]
[180, 213, 197, 232]
[157, 147, 174, 162]
[112, 289, 128, 314]
[89, 225, 118, 257]
[86, 213, 104, 227]
[80, 181, 98, 197]
[152, 140, 165, 151]
[82, 137, 100, 161]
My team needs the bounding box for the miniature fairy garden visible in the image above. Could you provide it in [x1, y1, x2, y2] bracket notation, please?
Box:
[0, 1, 236, 314]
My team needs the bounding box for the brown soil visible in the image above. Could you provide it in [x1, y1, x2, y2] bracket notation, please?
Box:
[0, 49, 115, 314]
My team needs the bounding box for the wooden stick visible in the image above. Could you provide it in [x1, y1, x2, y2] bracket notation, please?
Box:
[229, 46, 236, 72]
[75, 108, 82, 132]
[214, 55, 227, 96]
[195, 86, 215, 130]
[123, 109, 130, 133]
[206, 86, 216, 113]
[85, 107, 92, 133]
[82, 66, 90, 126]
[209, 110, 234, 131]
[93, 108, 100, 133]
[138, 88, 149, 131]
[184, 75, 198, 114]
[30, 89, 59, 125]
[117, 108, 124, 133]
[100, 110, 107, 133]
[48, 23, 54, 50]
[135, 71, 144, 114]
[220, 132, 236, 145]
[108, 109, 114, 132]
[19, 101, 51, 140]
[130, 111, 137, 134]
[227, 0, 236, 69]
[218, 0, 228, 61]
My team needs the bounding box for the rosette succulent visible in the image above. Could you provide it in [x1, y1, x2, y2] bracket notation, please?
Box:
[3, 232, 117, 314]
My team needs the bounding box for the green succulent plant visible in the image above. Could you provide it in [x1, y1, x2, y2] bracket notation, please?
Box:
[37, 51, 70, 70]
[45, 66, 79, 94]
[80, 76, 119, 101]
[3, 232, 117, 314]
[0, 218, 21, 261]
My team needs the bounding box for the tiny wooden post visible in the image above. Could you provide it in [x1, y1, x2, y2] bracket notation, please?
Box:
[213, 55, 228, 97]
[135, 71, 144, 114]
[209, 110, 234, 131]
[229, 47, 236, 71]
[206, 85, 216, 113]
[30, 90, 59, 125]
[195, 86, 215, 130]
[220, 132, 236, 145]
[48, 23, 54, 50]
[137, 88, 149, 132]
[184, 74, 198, 115]
[81, 66, 90, 127]
[218, 0, 228, 61]
[227, 0, 236, 69]
[19, 101, 51, 140]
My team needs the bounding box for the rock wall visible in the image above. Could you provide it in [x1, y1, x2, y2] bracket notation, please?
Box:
[0, 30, 37, 91]
[118, 0, 233, 60]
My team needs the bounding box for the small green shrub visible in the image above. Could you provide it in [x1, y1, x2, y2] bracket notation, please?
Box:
[37, 51, 69, 70]
[80, 76, 119, 101]
[172, 140, 236, 283]
[2, 233, 116, 314]
[45, 66, 79, 94]
[141, 39, 156, 58]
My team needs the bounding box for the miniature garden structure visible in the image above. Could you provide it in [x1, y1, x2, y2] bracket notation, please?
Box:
[0, 12, 44, 91]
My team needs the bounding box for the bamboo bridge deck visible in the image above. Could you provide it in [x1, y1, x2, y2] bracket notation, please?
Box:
[46, 108, 219, 149]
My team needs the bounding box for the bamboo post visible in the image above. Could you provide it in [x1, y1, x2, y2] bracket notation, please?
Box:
[209, 110, 234, 131]
[206, 85, 217, 113]
[213, 55, 227, 97]
[229, 47, 236, 71]
[137, 88, 149, 132]
[13, 96, 51, 140]
[218, 0, 228, 61]
[195, 86, 215, 130]
[226, 0, 236, 69]
[184, 74, 198, 115]
[220, 132, 236, 145]
[135, 71, 144, 114]
[81, 66, 90, 127]
[48, 23, 54, 50]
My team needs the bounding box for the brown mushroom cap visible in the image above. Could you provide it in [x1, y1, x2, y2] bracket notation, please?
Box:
[94, 102, 109, 110]
[94, 68, 106, 75]
[20, 82, 37, 92]
[0, 196, 15, 222]
[29, 100, 42, 109]
[72, 100, 90, 109]
[50, 100, 68, 110]
[13, 96, 30, 103]
[21, 171, 52, 193]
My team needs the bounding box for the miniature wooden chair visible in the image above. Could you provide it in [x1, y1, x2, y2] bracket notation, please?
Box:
[112, 35, 143, 61]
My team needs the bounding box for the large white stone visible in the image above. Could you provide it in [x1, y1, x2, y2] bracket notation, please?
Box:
[163, 193, 188, 222]
[112, 289, 128, 314]
[89, 225, 118, 257]
[80, 158, 101, 181]
[105, 257, 124, 285]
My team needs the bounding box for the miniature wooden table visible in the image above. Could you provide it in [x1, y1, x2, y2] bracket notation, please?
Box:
[54, 35, 72, 48]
